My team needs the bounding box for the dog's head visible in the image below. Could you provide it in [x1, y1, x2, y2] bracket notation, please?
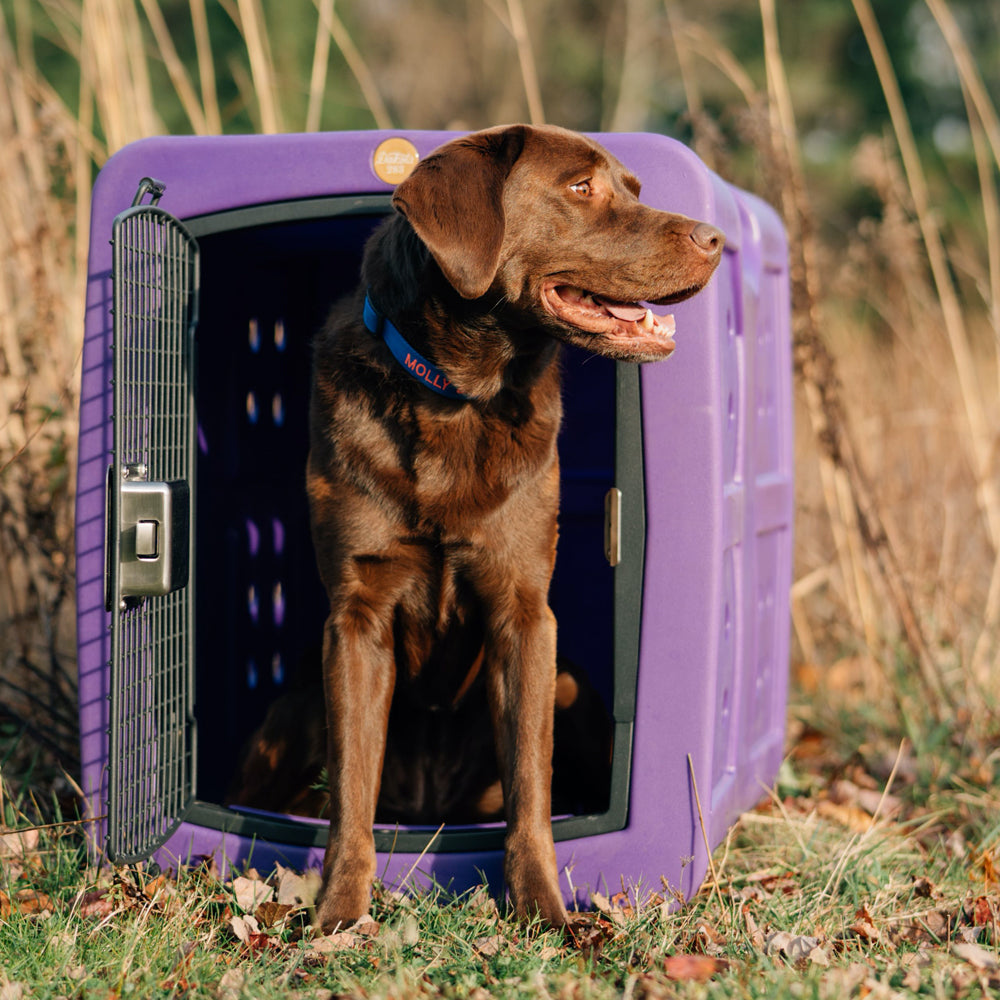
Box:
[392, 124, 724, 363]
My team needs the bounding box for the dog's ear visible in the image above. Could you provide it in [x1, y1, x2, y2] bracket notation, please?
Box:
[392, 126, 528, 300]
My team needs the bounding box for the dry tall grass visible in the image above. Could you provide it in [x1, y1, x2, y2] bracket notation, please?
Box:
[0, 0, 997, 781]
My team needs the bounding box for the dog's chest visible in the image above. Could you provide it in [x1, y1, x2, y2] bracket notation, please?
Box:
[408, 405, 559, 518]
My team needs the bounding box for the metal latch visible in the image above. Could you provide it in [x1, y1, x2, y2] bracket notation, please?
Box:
[118, 466, 190, 600]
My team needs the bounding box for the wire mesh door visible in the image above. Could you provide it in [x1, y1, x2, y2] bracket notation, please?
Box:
[107, 182, 199, 863]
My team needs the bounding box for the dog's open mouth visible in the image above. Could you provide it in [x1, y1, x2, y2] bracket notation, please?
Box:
[541, 282, 677, 359]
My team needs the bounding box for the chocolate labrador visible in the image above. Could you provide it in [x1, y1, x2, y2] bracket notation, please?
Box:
[306, 125, 723, 931]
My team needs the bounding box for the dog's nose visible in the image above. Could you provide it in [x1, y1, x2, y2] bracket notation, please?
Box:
[690, 222, 725, 258]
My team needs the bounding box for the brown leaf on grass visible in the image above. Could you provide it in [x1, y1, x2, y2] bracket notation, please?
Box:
[229, 912, 260, 944]
[816, 799, 874, 834]
[972, 895, 997, 927]
[308, 930, 362, 953]
[691, 920, 727, 956]
[12, 889, 54, 916]
[0, 829, 39, 860]
[349, 914, 379, 937]
[255, 900, 295, 929]
[911, 876, 936, 898]
[465, 886, 500, 921]
[952, 941, 1000, 972]
[609, 890, 635, 920]
[76, 888, 115, 919]
[663, 953, 728, 982]
[473, 934, 505, 957]
[274, 865, 321, 907]
[590, 890, 628, 925]
[215, 967, 247, 1000]
[830, 778, 902, 819]
[233, 875, 273, 913]
[0, 890, 9, 918]
[564, 912, 611, 959]
[765, 931, 823, 964]
[742, 906, 766, 950]
[849, 904, 884, 944]
[978, 851, 999, 885]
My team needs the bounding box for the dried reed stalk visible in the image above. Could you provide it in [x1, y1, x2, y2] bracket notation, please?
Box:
[308, 0, 392, 130]
[851, 0, 999, 558]
[923, 0, 1000, 677]
[234, 0, 283, 133]
[189, 0, 222, 133]
[137, 0, 209, 134]
[0, 20, 82, 763]
[503, 0, 545, 125]
[306, 0, 333, 132]
[758, 0, 951, 714]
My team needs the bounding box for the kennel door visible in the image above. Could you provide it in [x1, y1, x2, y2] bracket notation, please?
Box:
[106, 187, 199, 864]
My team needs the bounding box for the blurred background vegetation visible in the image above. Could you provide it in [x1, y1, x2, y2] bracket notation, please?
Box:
[0, 0, 998, 803]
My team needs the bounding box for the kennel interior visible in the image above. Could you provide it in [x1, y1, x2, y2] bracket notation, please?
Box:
[76, 130, 792, 903]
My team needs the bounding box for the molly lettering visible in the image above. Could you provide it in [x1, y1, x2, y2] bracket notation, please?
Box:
[404, 352, 451, 392]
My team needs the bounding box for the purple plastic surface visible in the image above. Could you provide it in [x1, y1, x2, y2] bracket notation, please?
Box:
[77, 130, 792, 904]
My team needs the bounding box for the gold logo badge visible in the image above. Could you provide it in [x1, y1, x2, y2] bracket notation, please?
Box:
[372, 137, 420, 185]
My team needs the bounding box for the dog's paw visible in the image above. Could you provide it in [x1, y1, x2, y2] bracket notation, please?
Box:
[315, 854, 376, 934]
[315, 883, 373, 935]
[505, 845, 568, 927]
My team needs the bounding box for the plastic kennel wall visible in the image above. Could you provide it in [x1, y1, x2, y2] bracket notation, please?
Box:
[76, 130, 792, 904]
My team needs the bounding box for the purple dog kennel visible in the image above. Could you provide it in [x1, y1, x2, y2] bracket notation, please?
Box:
[76, 129, 792, 905]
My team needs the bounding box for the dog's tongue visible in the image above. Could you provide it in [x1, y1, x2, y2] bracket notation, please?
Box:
[594, 297, 649, 322]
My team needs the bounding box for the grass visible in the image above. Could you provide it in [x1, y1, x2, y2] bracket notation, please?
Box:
[2, 690, 999, 998]
[2, 0, 1000, 996]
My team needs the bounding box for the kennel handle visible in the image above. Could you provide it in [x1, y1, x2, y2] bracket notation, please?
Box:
[116, 471, 190, 602]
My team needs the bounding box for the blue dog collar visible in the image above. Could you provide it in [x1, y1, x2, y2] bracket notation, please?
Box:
[363, 293, 467, 401]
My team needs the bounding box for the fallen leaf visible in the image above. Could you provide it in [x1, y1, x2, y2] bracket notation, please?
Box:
[473, 935, 505, 957]
[274, 865, 321, 908]
[215, 967, 247, 1000]
[980, 852, 999, 885]
[765, 931, 822, 963]
[233, 876, 273, 913]
[0, 829, 39, 860]
[350, 914, 379, 937]
[830, 779, 901, 819]
[564, 912, 610, 959]
[255, 901, 295, 928]
[77, 888, 115, 919]
[229, 913, 260, 944]
[849, 904, 883, 944]
[808, 945, 830, 967]
[663, 954, 727, 982]
[817, 799, 873, 835]
[0, 983, 27, 1000]
[13, 889, 54, 916]
[973, 896, 996, 927]
[952, 941, 999, 972]
[309, 931, 360, 953]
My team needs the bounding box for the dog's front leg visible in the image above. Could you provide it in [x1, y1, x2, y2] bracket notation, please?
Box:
[315, 611, 395, 933]
[485, 598, 568, 927]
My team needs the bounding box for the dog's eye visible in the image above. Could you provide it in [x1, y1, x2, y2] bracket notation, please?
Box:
[570, 179, 592, 197]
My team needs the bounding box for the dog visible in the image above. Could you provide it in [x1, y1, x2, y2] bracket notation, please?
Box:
[227, 651, 613, 822]
[304, 125, 723, 931]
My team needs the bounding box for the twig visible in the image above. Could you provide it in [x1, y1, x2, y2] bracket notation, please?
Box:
[502, 0, 545, 125]
[393, 823, 445, 894]
[759, 0, 953, 716]
[308, 0, 392, 130]
[687, 754, 721, 907]
[189, 0, 222, 133]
